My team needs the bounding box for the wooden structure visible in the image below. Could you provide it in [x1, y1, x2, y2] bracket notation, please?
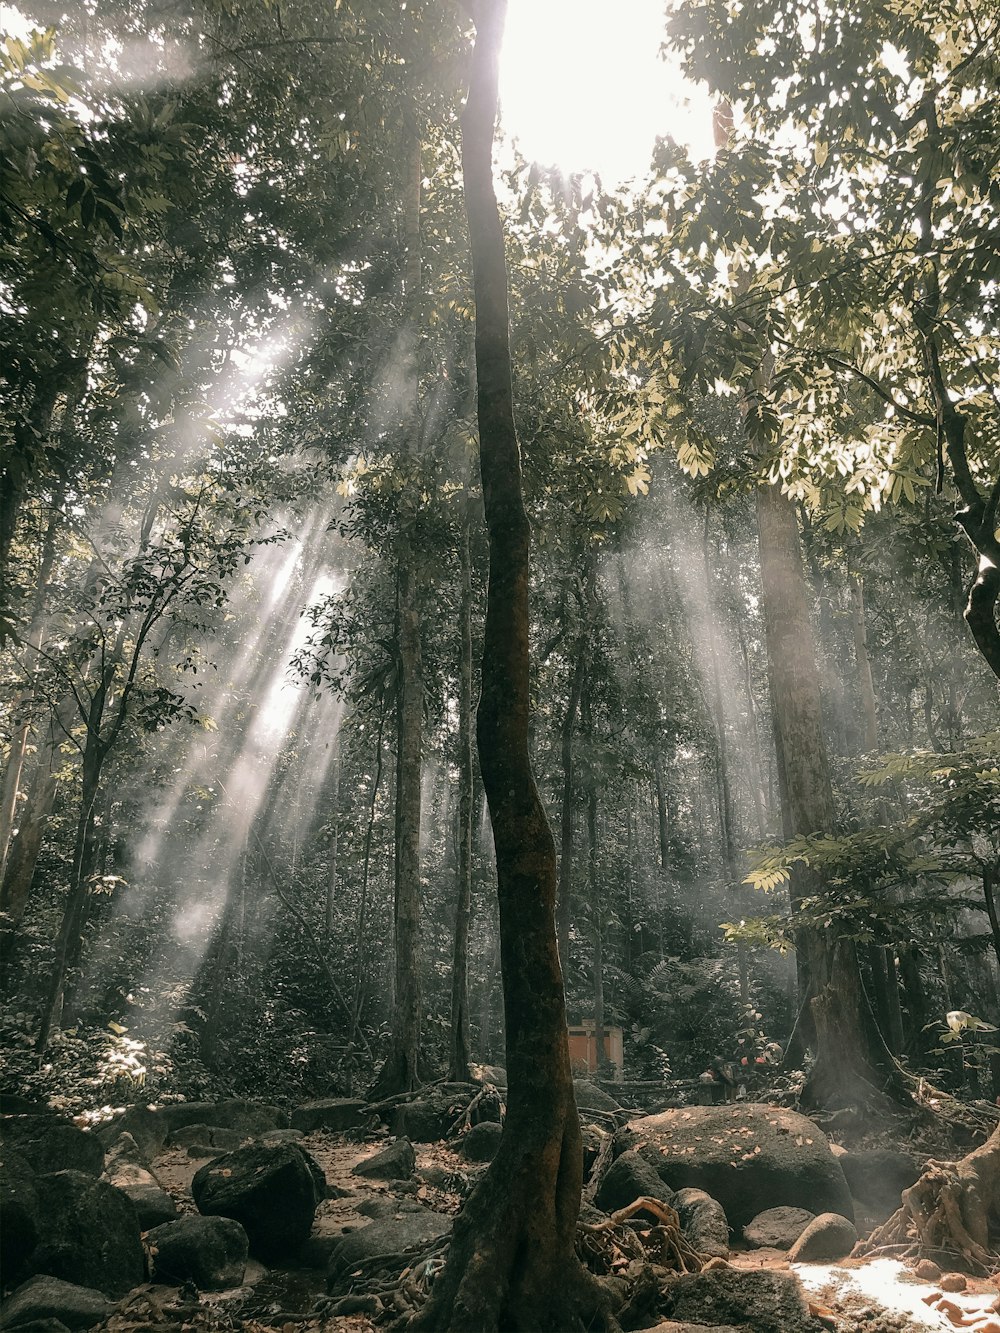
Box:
[567, 1022, 624, 1081]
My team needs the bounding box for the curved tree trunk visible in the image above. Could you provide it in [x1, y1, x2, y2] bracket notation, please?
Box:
[413, 6, 617, 1327]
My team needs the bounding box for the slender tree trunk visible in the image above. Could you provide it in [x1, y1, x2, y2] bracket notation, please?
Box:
[851, 576, 879, 751]
[449, 505, 475, 1081]
[415, 8, 615, 1325]
[556, 608, 588, 974]
[325, 750, 340, 937]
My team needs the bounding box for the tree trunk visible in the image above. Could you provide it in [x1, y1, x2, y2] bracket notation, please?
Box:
[850, 575, 879, 751]
[414, 6, 616, 1326]
[449, 504, 475, 1081]
[756, 482, 907, 1107]
[556, 610, 588, 974]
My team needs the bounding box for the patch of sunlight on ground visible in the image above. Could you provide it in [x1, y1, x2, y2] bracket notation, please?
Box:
[796, 1258, 997, 1330]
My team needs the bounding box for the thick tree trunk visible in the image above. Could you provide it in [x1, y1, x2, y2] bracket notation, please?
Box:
[414, 6, 616, 1327]
[756, 482, 907, 1107]
[449, 506, 475, 1081]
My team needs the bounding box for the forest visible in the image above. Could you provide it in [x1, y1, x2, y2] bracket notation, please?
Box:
[1, 0, 999, 1330]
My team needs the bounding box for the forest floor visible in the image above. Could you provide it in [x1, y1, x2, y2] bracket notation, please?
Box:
[136, 1120, 1000, 1333]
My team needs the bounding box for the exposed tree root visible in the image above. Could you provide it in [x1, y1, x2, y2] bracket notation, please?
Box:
[856, 1123, 1000, 1274]
[578, 1197, 708, 1277]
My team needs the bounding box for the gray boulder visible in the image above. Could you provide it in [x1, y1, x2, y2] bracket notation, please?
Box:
[674, 1187, 729, 1258]
[390, 1094, 460, 1143]
[659, 1266, 822, 1333]
[168, 1125, 242, 1153]
[352, 1137, 415, 1181]
[788, 1211, 858, 1262]
[356, 1196, 428, 1220]
[0, 1276, 113, 1331]
[743, 1206, 816, 1250]
[839, 1148, 922, 1217]
[0, 1151, 39, 1282]
[1, 1118, 104, 1178]
[102, 1133, 177, 1230]
[27, 1171, 145, 1296]
[145, 1215, 248, 1290]
[573, 1079, 621, 1114]
[192, 1143, 322, 1261]
[461, 1122, 502, 1163]
[289, 1098, 369, 1133]
[327, 1212, 450, 1289]
[102, 1101, 286, 1160]
[594, 1149, 675, 1215]
[621, 1104, 853, 1229]
[257, 1129, 305, 1146]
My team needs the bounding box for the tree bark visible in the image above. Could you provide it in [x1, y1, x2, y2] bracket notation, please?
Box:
[413, 6, 616, 1326]
[449, 503, 475, 1081]
[850, 575, 879, 751]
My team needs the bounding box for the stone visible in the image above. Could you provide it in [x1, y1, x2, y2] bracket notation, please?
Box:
[289, 1098, 369, 1133]
[352, 1137, 415, 1181]
[145, 1215, 248, 1290]
[468, 1064, 507, 1087]
[621, 1103, 854, 1229]
[914, 1259, 942, 1281]
[0, 1277, 113, 1331]
[939, 1272, 968, 1293]
[673, 1187, 729, 1258]
[168, 1125, 242, 1153]
[594, 1149, 675, 1215]
[26, 1171, 145, 1296]
[101, 1101, 287, 1160]
[326, 1212, 451, 1289]
[743, 1206, 816, 1250]
[192, 1143, 322, 1261]
[256, 1129, 305, 1146]
[573, 1079, 622, 1114]
[1, 1151, 39, 1282]
[356, 1196, 428, 1219]
[460, 1122, 502, 1163]
[390, 1095, 458, 1143]
[0, 1118, 104, 1178]
[839, 1148, 922, 1216]
[102, 1134, 177, 1230]
[659, 1266, 820, 1333]
[787, 1211, 858, 1262]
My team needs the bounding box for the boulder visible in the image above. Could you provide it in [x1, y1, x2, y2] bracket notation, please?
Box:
[191, 1143, 321, 1261]
[673, 1187, 729, 1258]
[594, 1149, 675, 1215]
[1, 1151, 39, 1281]
[1, 1118, 104, 1178]
[838, 1148, 922, 1217]
[390, 1095, 458, 1143]
[461, 1121, 502, 1163]
[257, 1129, 305, 1146]
[658, 1266, 821, 1333]
[145, 1215, 248, 1290]
[573, 1079, 622, 1114]
[102, 1134, 177, 1230]
[469, 1064, 506, 1087]
[0, 1277, 113, 1331]
[289, 1098, 369, 1133]
[621, 1104, 853, 1229]
[743, 1206, 816, 1250]
[27, 1171, 145, 1296]
[168, 1125, 242, 1153]
[787, 1211, 858, 1262]
[327, 1212, 450, 1289]
[102, 1101, 287, 1160]
[352, 1137, 415, 1181]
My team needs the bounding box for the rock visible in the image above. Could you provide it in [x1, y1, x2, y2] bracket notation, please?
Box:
[145, 1215, 248, 1290]
[26, 1171, 145, 1296]
[102, 1134, 177, 1230]
[939, 1272, 967, 1292]
[469, 1064, 507, 1087]
[356, 1196, 428, 1219]
[673, 1187, 729, 1258]
[787, 1211, 858, 1262]
[191, 1143, 322, 1261]
[352, 1137, 415, 1181]
[461, 1122, 502, 1163]
[0, 1118, 104, 1178]
[659, 1266, 820, 1333]
[327, 1213, 451, 1289]
[839, 1148, 922, 1216]
[914, 1259, 942, 1281]
[168, 1125, 242, 1153]
[743, 1206, 816, 1250]
[102, 1101, 287, 1160]
[594, 1149, 675, 1214]
[289, 1098, 369, 1133]
[1, 1151, 39, 1282]
[390, 1095, 458, 1143]
[0, 1277, 114, 1331]
[256, 1129, 305, 1146]
[573, 1079, 622, 1114]
[622, 1103, 854, 1230]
